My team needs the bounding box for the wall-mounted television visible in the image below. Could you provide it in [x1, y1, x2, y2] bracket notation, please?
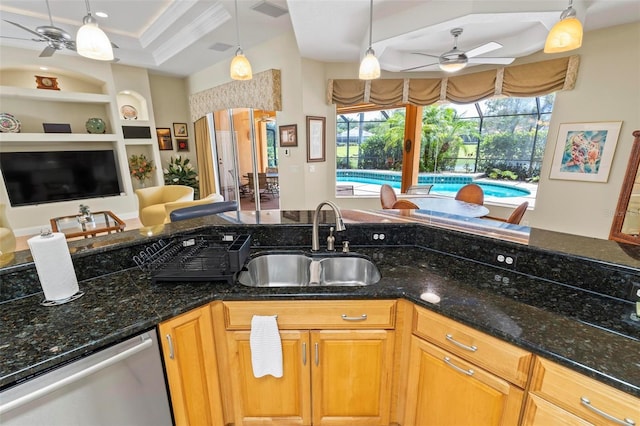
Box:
[1, 150, 124, 207]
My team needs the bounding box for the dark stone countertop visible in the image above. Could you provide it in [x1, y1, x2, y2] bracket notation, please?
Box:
[1, 243, 638, 398]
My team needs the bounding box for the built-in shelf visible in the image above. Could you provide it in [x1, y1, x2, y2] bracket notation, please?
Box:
[124, 139, 155, 146]
[0, 86, 111, 104]
[0, 133, 118, 143]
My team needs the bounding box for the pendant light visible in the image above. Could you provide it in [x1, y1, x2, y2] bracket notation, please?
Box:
[76, 0, 114, 61]
[359, 0, 380, 80]
[544, 0, 583, 53]
[230, 0, 252, 80]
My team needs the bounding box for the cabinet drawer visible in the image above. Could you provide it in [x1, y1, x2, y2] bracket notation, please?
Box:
[529, 357, 639, 426]
[412, 305, 532, 387]
[223, 300, 396, 330]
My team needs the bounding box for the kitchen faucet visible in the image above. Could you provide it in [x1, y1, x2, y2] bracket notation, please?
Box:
[311, 200, 346, 251]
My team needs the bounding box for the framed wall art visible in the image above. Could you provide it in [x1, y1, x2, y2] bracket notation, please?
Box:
[176, 138, 189, 151]
[549, 121, 622, 182]
[306, 116, 325, 162]
[279, 124, 297, 147]
[156, 127, 173, 151]
[173, 122, 188, 137]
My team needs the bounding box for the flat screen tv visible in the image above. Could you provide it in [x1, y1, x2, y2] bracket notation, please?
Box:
[1, 150, 123, 207]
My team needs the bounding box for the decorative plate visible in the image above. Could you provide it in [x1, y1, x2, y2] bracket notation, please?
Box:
[0, 113, 21, 133]
[85, 117, 106, 134]
[121, 105, 138, 120]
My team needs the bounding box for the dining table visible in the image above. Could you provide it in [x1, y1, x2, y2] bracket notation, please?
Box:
[410, 197, 490, 218]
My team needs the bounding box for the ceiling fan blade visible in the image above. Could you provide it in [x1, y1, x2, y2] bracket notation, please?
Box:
[401, 62, 438, 72]
[4, 20, 46, 39]
[466, 41, 502, 58]
[111, 41, 119, 49]
[0, 35, 42, 42]
[468, 57, 515, 65]
[39, 45, 56, 57]
[411, 52, 440, 59]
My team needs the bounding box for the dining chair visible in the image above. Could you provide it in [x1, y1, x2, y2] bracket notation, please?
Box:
[392, 199, 419, 209]
[455, 183, 484, 205]
[247, 173, 271, 201]
[380, 184, 397, 209]
[486, 201, 529, 224]
[406, 184, 433, 195]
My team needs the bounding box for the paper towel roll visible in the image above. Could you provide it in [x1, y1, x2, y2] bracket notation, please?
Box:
[28, 232, 79, 302]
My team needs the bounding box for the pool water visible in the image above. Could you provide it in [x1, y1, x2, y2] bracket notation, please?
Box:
[336, 177, 530, 198]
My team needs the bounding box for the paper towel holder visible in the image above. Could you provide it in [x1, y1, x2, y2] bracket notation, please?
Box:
[41, 290, 85, 307]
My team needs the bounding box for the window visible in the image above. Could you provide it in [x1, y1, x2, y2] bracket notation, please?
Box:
[336, 94, 555, 198]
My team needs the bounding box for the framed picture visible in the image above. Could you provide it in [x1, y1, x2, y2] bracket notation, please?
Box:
[35, 75, 60, 90]
[549, 121, 622, 182]
[279, 124, 298, 147]
[156, 127, 173, 150]
[176, 138, 189, 151]
[173, 122, 188, 137]
[306, 116, 326, 162]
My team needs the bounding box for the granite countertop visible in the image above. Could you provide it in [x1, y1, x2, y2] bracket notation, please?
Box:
[1, 243, 638, 398]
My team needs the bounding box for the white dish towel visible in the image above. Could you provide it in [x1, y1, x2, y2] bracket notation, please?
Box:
[250, 315, 283, 378]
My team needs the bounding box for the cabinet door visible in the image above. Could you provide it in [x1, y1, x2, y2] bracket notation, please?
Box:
[158, 305, 223, 426]
[226, 330, 312, 425]
[522, 394, 594, 426]
[311, 330, 395, 426]
[404, 336, 523, 426]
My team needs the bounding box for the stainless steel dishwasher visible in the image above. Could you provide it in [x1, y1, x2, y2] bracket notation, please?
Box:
[0, 329, 172, 426]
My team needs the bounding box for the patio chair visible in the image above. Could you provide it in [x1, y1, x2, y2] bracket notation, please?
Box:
[406, 184, 433, 195]
[380, 184, 397, 209]
[455, 183, 484, 205]
[392, 199, 419, 209]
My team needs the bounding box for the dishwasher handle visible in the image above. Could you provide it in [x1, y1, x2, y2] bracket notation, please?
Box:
[0, 333, 153, 415]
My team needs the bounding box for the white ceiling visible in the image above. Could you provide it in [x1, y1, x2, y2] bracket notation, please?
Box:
[0, 0, 638, 77]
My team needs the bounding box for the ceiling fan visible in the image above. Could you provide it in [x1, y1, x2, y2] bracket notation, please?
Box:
[403, 28, 515, 73]
[1, 0, 77, 57]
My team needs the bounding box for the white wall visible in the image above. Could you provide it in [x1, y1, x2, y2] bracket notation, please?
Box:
[148, 74, 195, 172]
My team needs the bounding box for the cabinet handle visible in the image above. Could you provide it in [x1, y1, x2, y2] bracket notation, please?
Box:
[314, 342, 319, 366]
[580, 397, 636, 425]
[445, 334, 477, 352]
[166, 334, 175, 359]
[341, 314, 367, 321]
[302, 342, 307, 366]
[443, 356, 474, 376]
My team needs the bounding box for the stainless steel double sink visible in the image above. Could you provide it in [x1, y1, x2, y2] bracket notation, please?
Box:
[236, 252, 381, 287]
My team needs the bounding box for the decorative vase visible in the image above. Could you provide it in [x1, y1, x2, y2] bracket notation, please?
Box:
[85, 117, 106, 134]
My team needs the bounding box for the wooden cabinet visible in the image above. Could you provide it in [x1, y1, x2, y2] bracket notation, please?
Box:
[523, 357, 639, 426]
[404, 335, 524, 425]
[222, 300, 396, 426]
[158, 305, 224, 426]
[403, 305, 532, 425]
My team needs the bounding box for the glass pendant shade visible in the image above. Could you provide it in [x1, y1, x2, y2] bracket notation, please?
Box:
[544, 16, 583, 53]
[359, 49, 381, 80]
[76, 21, 113, 61]
[230, 50, 253, 80]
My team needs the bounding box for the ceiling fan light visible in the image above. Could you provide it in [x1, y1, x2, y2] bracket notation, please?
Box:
[230, 49, 253, 80]
[544, 16, 583, 53]
[76, 20, 113, 61]
[439, 61, 467, 72]
[359, 48, 380, 80]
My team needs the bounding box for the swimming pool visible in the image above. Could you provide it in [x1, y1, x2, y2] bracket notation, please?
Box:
[336, 172, 530, 198]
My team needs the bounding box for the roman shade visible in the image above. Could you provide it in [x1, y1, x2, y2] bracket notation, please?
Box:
[328, 55, 580, 106]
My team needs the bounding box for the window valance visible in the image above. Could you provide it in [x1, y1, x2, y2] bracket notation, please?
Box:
[328, 56, 579, 106]
[189, 69, 282, 122]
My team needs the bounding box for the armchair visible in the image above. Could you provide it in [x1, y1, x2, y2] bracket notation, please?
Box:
[0, 203, 16, 257]
[135, 185, 194, 226]
[164, 193, 224, 220]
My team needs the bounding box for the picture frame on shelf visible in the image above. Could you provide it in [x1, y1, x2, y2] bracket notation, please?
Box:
[279, 124, 297, 147]
[173, 122, 188, 137]
[549, 121, 622, 183]
[156, 128, 173, 150]
[176, 138, 189, 151]
[306, 116, 326, 162]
